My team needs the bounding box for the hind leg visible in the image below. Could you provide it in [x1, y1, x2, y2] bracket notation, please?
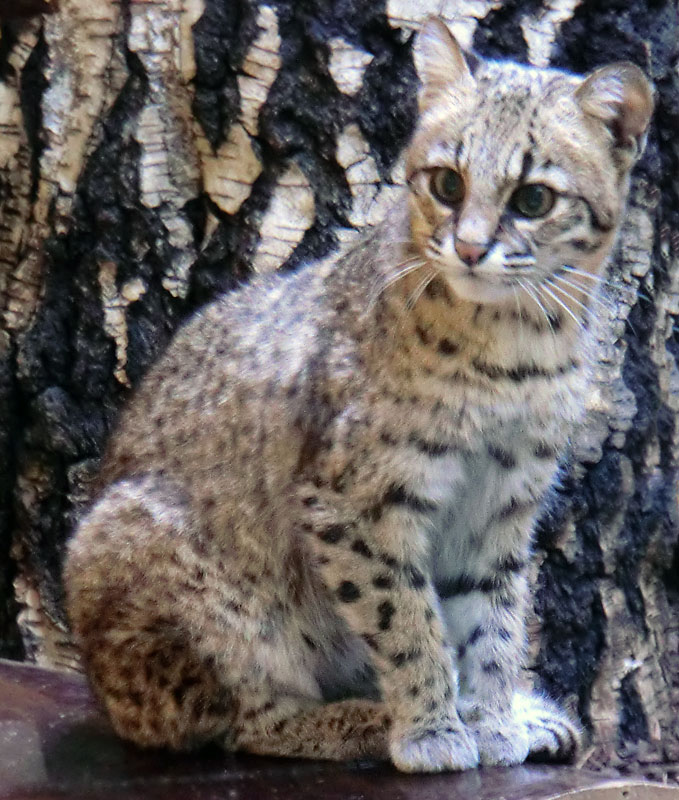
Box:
[66, 476, 246, 748]
[65, 476, 390, 758]
[231, 680, 390, 760]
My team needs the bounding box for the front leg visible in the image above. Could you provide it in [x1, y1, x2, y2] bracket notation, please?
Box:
[440, 550, 581, 765]
[440, 556, 531, 766]
[302, 484, 478, 773]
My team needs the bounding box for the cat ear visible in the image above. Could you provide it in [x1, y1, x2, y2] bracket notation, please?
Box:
[576, 63, 654, 159]
[414, 17, 477, 112]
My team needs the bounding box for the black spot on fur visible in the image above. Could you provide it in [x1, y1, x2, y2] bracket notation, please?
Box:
[467, 626, 485, 646]
[378, 600, 396, 630]
[424, 277, 453, 305]
[363, 503, 383, 523]
[415, 325, 431, 345]
[436, 571, 513, 598]
[406, 564, 426, 589]
[379, 553, 400, 571]
[496, 554, 526, 574]
[373, 574, 394, 590]
[351, 538, 373, 558]
[534, 442, 558, 459]
[337, 581, 361, 603]
[438, 338, 459, 356]
[497, 627, 512, 642]
[384, 484, 437, 513]
[495, 497, 535, 521]
[487, 444, 517, 469]
[409, 435, 455, 457]
[437, 574, 482, 598]
[391, 648, 423, 668]
[472, 358, 578, 382]
[318, 524, 346, 544]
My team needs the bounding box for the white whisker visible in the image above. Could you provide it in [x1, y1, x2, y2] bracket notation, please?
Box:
[512, 284, 525, 347]
[550, 273, 611, 317]
[546, 278, 600, 322]
[518, 279, 558, 342]
[560, 265, 614, 288]
[406, 267, 437, 310]
[367, 258, 428, 311]
[538, 282, 585, 331]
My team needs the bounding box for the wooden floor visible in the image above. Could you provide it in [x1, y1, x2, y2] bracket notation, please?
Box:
[0, 659, 676, 800]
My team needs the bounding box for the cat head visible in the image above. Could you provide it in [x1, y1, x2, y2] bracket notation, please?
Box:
[405, 18, 653, 309]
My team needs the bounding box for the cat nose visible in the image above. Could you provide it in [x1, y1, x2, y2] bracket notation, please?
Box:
[454, 238, 488, 267]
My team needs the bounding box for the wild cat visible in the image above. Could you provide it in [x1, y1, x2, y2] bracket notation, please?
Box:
[64, 18, 653, 773]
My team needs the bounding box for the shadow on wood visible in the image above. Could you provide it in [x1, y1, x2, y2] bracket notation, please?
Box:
[0, 0, 57, 19]
[0, 659, 676, 800]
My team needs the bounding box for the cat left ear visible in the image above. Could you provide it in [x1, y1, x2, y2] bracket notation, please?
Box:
[414, 17, 477, 112]
[576, 63, 654, 159]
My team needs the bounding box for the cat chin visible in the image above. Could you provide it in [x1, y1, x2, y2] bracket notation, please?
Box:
[443, 273, 517, 306]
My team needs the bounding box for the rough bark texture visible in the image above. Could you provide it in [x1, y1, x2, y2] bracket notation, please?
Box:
[0, 0, 678, 783]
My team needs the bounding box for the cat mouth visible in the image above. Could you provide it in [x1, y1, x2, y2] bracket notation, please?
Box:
[441, 267, 520, 305]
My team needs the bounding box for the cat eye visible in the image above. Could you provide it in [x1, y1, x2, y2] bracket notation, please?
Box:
[510, 184, 555, 218]
[430, 168, 465, 206]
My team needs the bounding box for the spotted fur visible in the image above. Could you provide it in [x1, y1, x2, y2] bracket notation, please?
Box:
[64, 18, 653, 773]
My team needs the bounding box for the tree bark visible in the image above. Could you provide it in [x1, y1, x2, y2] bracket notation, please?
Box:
[1, 0, 678, 783]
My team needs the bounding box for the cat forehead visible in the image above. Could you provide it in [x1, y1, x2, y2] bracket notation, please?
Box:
[410, 62, 581, 179]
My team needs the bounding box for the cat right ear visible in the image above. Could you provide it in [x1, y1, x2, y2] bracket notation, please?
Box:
[576, 62, 654, 161]
[414, 17, 476, 112]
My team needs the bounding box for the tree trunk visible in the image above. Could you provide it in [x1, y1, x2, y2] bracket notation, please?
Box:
[1, 0, 678, 783]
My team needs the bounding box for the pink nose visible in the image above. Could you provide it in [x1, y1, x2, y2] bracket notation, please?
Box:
[455, 239, 488, 266]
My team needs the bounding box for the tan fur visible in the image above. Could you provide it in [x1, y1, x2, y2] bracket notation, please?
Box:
[64, 18, 653, 772]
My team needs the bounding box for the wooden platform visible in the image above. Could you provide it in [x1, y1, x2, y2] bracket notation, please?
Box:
[0, 659, 676, 800]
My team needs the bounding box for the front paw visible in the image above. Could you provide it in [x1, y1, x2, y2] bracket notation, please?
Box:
[390, 721, 479, 773]
[462, 708, 530, 766]
[512, 692, 582, 762]
[458, 697, 530, 767]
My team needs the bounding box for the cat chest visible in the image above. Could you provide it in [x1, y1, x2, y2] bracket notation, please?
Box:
[395, 413, 563, 570]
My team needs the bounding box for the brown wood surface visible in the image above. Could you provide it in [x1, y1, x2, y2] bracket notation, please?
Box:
[0, 660, 675, 800]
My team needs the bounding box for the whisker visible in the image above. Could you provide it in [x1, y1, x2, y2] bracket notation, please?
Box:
[538, 282, 585, 331]
[550, 273, 612, 316]
[556, 274, 643, 339]
[546, 279, 595, 317]
[371, 255, 423, 288]
[518, 279, 558, 341]
[512, 285, 525, 347]
[406, 267, 438, 310]
[547, 277, 604, 323]
[560, 265, 614, 288]
[367, 258, 426, 310]
[561, 265, 646, 322]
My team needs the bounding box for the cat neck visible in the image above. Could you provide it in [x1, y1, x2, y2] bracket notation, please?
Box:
[370, 236, 593, 385]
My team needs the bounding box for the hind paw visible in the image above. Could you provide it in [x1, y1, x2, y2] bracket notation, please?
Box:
[512, 692, 582, 762]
